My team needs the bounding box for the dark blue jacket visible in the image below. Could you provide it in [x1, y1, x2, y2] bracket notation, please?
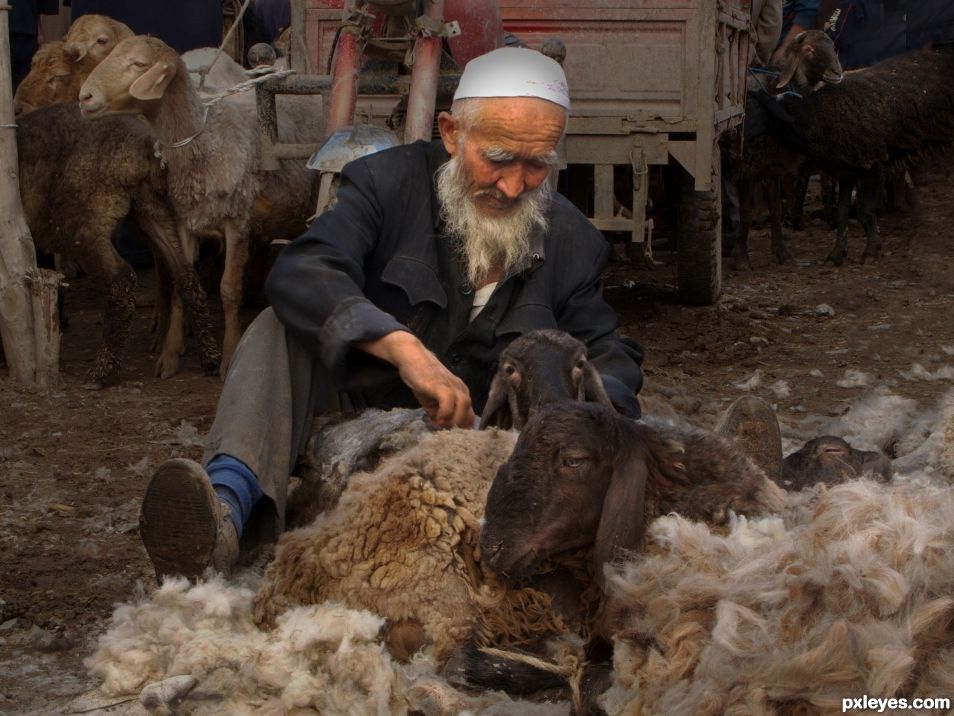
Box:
[265, 140, 644, 417]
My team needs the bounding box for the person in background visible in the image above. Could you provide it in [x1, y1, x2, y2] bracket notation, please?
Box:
[8, 0, 61, 91]
[770, 0, 820, 67]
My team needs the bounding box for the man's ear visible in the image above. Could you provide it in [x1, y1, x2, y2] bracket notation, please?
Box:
[438, 111, 460, 155]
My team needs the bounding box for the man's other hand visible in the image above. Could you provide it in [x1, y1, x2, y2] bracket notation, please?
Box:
[357, 331, 476, 429]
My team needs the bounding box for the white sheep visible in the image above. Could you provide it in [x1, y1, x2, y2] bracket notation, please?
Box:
[79, 35, 321, 373]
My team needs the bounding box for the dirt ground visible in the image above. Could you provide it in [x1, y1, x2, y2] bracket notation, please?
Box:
[1, 166, 953, 715]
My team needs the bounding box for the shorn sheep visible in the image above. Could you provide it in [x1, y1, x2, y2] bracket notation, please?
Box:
[75, 387, 954, 714]
[16, 102, 220, 387]
[79, 35, 321, 373]
[257, 330, 622, 659]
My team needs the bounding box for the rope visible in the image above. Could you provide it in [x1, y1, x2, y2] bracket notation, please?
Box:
[0, 123, 18, 129]
[197, 0, 255, 92]
[477, 645, 586, 712]
[200, 68, 294, 106]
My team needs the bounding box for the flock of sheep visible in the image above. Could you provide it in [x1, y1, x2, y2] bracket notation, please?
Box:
[13, 15, 321, 387]
[10, 14, 954, 715]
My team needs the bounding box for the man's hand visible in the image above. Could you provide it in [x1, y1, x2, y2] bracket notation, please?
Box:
[357, 331, 476, 429]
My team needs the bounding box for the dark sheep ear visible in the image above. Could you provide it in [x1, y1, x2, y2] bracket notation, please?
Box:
[593, 441, 649, 585]
[479, 373, 512, 430]
[581, 363, 614, 409]
[777, 53, 801, 89]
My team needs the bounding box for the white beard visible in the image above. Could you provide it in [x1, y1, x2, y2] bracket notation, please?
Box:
[435, 152, 551, 286]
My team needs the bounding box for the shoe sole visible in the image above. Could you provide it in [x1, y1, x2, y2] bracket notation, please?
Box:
[140, 458, 217, 581]
[716, 396, 783, 483]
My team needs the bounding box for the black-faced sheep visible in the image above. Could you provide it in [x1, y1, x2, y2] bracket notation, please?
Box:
[479, 402, 786, 590]
[480, 329, 613, 430]
[79, 35, 321, 373]
[781, 434, 892, 490]
[16, 103, 220, 387]
[730, 31, 843, 269]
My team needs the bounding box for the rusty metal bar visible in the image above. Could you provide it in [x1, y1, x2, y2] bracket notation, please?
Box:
[404, 0, 445, 143]
[326, 24, 363, 136]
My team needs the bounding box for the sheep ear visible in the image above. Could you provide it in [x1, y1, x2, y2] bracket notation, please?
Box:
[580, 363, 614, 409]
[130, 62, 173, 100]
[776, 54, 801, 89]
[479, 374, 512, 430]
[593, 440, 648, 585]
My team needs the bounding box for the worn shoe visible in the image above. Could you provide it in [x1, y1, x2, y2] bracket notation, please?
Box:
[140, 458, 239, 581]
[716, 395, 783, 484]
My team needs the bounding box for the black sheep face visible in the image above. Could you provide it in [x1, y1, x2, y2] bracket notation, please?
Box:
[479, 402, 624, 579]
[781, 435, 892, 491]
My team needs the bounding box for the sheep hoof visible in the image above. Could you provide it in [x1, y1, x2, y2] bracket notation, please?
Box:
[825, 251, 847, 267]
[775, 249, 794, 265]
[154, 356, 181, 380]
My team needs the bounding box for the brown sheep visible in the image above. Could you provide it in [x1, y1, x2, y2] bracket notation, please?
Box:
[480, 402, 786, 589]
[63, 13, 134, 64]
[12, 41, 98, 117]
[17, 103, 220, 387]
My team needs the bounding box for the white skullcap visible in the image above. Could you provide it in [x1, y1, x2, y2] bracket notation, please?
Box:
[453, 47, 570, 110]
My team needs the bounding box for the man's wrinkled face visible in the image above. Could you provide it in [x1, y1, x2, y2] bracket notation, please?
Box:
[436, 97, 566, 284]
[439, 97, 565, 216]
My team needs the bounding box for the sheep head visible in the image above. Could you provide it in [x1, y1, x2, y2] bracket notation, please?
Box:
[13, 41, 98, 116]
[480, 402, 649, 584]
[63, 14, 134, 63]
[79, 36, 181, 119]
[777, 30, 844, 92]
[479, 329, 613, 430]
[781, 435, 892, 491]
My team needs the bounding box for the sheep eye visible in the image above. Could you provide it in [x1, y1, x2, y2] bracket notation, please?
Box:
[562, 455, 588, 469]
[504, 364, 516, 376]
[575, 359, 586, 369]
[132, 60, 148, 69]
[96, 36, 109, 44]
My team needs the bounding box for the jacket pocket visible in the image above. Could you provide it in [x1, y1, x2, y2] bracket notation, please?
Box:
[380, 256, 448, 309]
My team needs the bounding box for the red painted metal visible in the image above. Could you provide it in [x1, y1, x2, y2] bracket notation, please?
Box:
[403, 0, 445, 143]
[325, 26, 363, 137]
[445, 0, 505, 66]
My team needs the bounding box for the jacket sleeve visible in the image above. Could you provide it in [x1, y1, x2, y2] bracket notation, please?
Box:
[554, 239, 645, 418]
[265, 159, 409, 379]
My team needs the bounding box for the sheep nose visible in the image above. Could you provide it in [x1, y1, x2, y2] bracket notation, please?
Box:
[78, 90, 102, 116]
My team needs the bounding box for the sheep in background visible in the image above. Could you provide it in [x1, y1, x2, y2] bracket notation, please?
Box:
[779, 43, 954, 264]
[12, 40, 98, 116]
[79, 35, 321, 373]
[62, 13, 133, 64]
[730, 31, 844, 269]
[17, 103, 220, 387]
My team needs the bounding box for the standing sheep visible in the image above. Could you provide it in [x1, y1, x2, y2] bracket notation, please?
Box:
[78, 35, 321, 372]
[778, 43, 954, 264]
[17, 103, 220, 386]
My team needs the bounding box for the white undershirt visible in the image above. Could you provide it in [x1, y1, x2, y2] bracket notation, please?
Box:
[469, 281, 498, 321]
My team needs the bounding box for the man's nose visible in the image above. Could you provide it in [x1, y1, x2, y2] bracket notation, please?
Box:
[494, 165, 527, 200]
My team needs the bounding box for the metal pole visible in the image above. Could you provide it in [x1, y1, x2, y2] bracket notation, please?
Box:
[404, 0, 445, 143]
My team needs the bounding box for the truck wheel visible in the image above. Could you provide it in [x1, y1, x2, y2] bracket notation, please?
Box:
[676, 158, 722, 305]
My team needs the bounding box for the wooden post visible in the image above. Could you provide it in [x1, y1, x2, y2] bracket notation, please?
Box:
[0, 3, 61, 389]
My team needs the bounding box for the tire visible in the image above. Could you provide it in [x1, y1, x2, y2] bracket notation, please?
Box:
[676, 153, 722, 305]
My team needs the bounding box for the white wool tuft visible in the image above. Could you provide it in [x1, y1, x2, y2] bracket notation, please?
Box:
[899, 363, 954, 381]
[835, 369, 872, 388]
[733, 370, 763, 391]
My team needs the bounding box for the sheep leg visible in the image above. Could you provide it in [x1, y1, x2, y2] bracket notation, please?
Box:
[826, 177, 855, 266]
[731, 174, 755, 271]
[768, 177, 793, 264]
[860, 168, 883, 262]
[135, 194, 220, 377]
[789, 164, 811, 230]
[219, 222, 249, 376]
[81, 245, 137, 389]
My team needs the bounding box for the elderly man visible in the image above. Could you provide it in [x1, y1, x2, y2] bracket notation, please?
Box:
[139, 47, 645, 580]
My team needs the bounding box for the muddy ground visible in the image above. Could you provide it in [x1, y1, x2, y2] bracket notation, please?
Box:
[1, 167, 953, 715]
